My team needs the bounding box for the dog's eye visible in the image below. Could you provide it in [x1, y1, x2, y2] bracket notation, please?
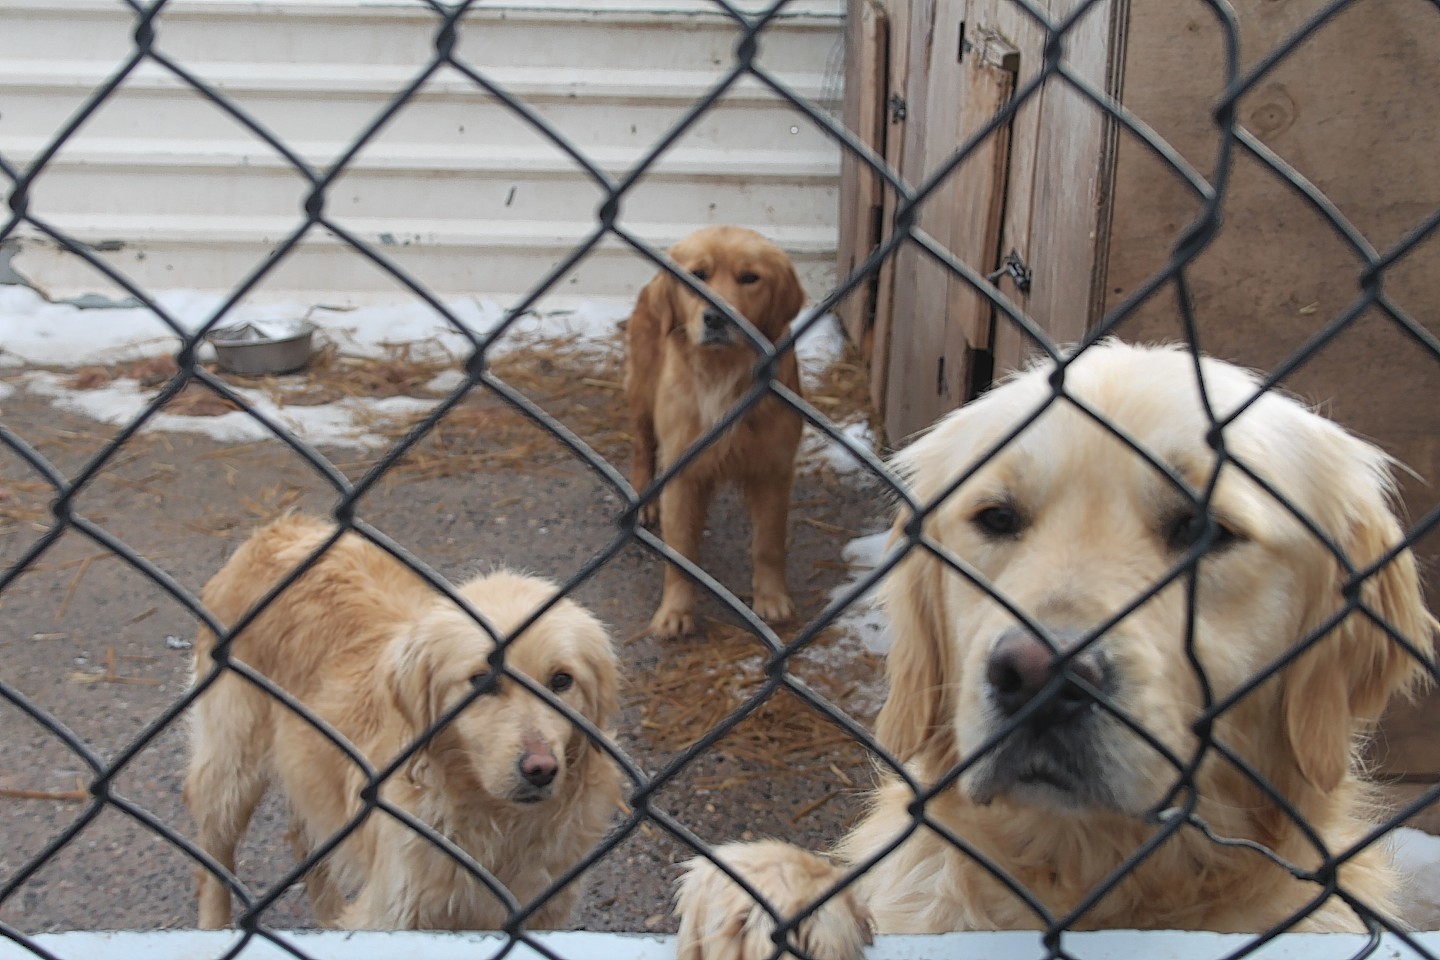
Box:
[691, 269, 709, 282]
[469, 673, 500, 695]
[548, 672, 574, 693]
[738, 272, 760, 285]
[973, 505, 1024, 537]
[1167, 510, 1238, 553]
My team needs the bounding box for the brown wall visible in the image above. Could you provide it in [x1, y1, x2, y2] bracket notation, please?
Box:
[1102, 0, 1440, 774]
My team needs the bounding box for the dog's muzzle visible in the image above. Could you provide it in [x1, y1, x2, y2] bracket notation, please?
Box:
[699, 308, 735, 346]
[512, 744, 558, 804]
[970, 626, 1119, 810]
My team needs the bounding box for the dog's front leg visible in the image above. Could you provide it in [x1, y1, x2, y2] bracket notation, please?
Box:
[630, 406, 660, 527]
[651, 473, 714, 638]
[742, 471, 795, 624]
[675, 841, 873, 960]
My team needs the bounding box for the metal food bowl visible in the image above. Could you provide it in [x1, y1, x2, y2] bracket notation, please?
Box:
[207, 320, 317, 376]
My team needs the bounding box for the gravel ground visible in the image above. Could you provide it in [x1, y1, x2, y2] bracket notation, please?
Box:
[0, 355, 891, 937]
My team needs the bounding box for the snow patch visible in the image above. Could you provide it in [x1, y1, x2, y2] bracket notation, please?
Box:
[0, 285, 233, 366]
[0, 285, 635, 368]
[0, 286, 855, 453]
[794, 310, 845, 377]
[23, 371, 435, 450]
[826, 531, 896, 655]
[804, 419, 878, 475]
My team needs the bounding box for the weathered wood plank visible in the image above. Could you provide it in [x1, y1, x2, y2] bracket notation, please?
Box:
[882, 0, 1025, 442]
[867, 0, 913, 426]
[835, 0, 889, 355]
[991, 0, 1125, 375]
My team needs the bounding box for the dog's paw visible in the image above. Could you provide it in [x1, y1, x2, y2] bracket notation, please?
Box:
[637, 500, 659, 527]
[650, 604, 696, 639]
[675, 841, 873, 960]
[752, 590, 795, 624]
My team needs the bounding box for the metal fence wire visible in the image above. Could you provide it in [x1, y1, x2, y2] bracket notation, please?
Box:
[1, 1, 1439, 959]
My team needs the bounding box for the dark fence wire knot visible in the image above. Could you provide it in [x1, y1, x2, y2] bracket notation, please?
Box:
[0, 2, 1437, 960]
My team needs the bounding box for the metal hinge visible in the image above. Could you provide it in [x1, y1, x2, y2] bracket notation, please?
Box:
[986, 249, 1032, 294]
[888, 93, 907, 123]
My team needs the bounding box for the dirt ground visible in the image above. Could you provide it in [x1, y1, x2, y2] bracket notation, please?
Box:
[0, 335, 895, 936]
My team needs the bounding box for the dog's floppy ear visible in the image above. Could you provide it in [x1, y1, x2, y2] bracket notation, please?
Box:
[764, 255, 806, 338]
[386, 626, 445, 739]
[874, 400, 1002, 776]
[875, 512, 960, 776]
[575, 614, 621, 737]
[635, 269, 679, 340]
[1282, 435, 1436, 792]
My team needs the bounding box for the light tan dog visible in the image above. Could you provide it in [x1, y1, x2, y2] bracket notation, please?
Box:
[184, 515, 622, 930]
[676, 341, 1436, 956]
[626, 225, 807, 638]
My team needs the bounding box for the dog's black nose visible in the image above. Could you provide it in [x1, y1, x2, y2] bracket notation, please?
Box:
[519, 749, 558, 788]
[986, 628, 1106, 727]
[702, 309, 728, 331]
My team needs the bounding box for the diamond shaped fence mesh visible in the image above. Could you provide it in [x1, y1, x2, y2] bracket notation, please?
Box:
[1, 1, 1438, 959]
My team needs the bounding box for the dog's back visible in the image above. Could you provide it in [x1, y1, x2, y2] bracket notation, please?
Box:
[193, 515, 431, 694]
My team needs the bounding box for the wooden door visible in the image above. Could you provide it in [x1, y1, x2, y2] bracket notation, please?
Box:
[988, 0, 1128, 376]
[879, 0, 1018, 443]
[839, 0, 1128, 443]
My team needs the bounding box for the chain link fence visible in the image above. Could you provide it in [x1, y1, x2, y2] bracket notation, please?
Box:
[2, 1, 1438, 959]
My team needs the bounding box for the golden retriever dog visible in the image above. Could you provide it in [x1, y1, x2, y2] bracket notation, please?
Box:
[184, 514, 621, 930]
[675, 341, 1436, 957]
[625, 225, 807, 638]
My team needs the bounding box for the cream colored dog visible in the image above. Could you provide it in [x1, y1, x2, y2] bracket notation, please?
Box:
[185, 515, 622, 930]
[676, 341, 1435, 957]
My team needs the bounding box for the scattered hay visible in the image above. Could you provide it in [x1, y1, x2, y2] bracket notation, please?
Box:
[25, 322, 875, 496]
[238, 481, 307, 520]
[53, 551, 114, 623]
[359, 333, 633, 482]
[45, 330, 636, 484]
[628, 620, 884, 783]
[162, 383, 242, 418]
[0, 478, 52, 528]
[64, 368, 116, 391]
[0, 776, 88, 803]
[68, 645, 162, 687]
[226, 341, 456, 408]
[58, 342, 456, 411]
[65, 356, 178, 391]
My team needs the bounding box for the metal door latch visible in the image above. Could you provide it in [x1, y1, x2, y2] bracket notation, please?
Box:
[986, 249, 1031, 294]
[888, 93, 907, 123]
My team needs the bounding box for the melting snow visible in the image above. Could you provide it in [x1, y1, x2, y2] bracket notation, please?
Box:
[0, 285, 851, 452]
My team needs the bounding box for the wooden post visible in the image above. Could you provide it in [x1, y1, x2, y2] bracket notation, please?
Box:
[867, 0, 913, 427]
[835, 0, 889, 356]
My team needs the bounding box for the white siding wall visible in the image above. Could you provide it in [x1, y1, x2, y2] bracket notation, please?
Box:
[0, 0, 843, 305]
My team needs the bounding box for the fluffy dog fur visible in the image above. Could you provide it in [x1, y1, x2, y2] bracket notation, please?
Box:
[675, 341, 1436, 957]
[184, 515, 622, 930]
[625, 225, 806, 638]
